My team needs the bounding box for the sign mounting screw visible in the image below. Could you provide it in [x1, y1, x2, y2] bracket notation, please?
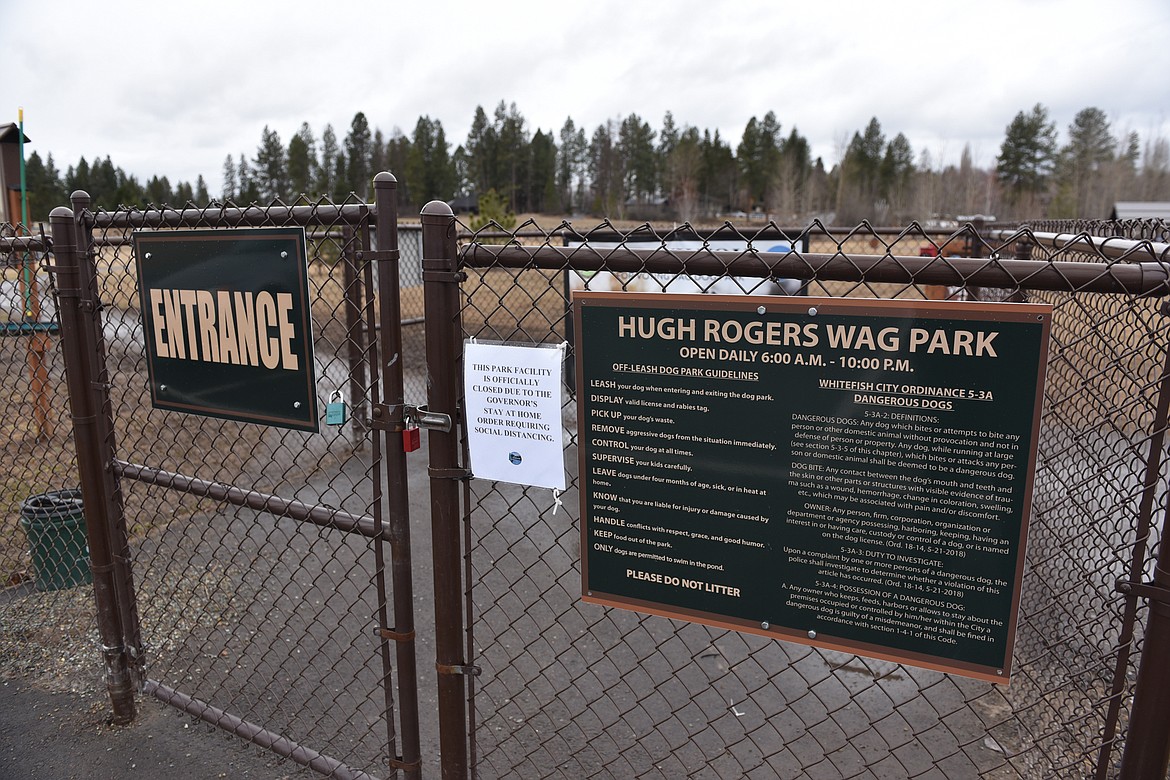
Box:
[761, 621, 770, 630]
[757, 306, 766, 315]
[808, 630, 817, 639]
[281, 251, 288, 258]
[293, 401, 301, 409]
[808, 307, 818, 316]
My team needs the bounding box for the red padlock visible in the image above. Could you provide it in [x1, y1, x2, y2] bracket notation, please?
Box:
[402, 426, 421, 452]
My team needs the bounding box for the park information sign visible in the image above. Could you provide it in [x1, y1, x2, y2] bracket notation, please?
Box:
[133, 227, 318, 432]
[575, 292, 1050, 683]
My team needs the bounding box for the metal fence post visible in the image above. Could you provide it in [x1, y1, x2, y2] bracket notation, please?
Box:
[48, 204, 135, 723]
[69, 191, 143, 687]
[1118, 344, 1170, 780]
[420, 200, 470, 779]
[372, 172, 422, 778]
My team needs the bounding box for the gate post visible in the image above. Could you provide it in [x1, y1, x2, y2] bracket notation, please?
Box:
[420, 200, 470, 779]
[1117, 334, 1170, 779]
[372, 172, 423, 778]
[49, 204, 135, 723]
[68, 191, 143, 688]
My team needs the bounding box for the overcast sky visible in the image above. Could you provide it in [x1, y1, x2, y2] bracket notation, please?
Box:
[3, 0, 1168, 195]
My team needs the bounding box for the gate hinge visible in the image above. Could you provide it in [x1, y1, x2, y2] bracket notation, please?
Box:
[370, 403, 452, 433]
[376, 627, 416, 642]
[1116, 579, 1170, 605]
[436, 663, 481, 677]
[388, 757, 422, 772]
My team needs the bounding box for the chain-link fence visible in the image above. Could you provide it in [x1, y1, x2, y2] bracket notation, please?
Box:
[0, 223, 102, 694]
[444, 217, 1170, 779]
[7, 196, 1170, 779]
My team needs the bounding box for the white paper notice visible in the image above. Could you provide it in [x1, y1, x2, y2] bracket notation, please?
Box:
[464, 342, 566, 490]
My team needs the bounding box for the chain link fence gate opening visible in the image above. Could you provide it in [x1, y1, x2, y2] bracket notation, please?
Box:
[417, 206, 1170, 779]
[40, 175, 425, 779]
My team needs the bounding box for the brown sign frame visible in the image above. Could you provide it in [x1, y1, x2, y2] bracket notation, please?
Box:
[574, 292, 1051, 684]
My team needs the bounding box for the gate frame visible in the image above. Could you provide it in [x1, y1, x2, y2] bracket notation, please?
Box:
[50, 177, 422, 780]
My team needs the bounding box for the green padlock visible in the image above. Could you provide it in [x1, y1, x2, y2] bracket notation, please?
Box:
[326, 390, 347, 426]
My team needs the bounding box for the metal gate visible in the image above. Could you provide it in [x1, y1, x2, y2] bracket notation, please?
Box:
[48, 174, 423, 779]
[416, 204, 1170, 779]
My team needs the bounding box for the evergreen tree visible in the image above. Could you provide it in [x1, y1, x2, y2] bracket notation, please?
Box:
[837, 117, 886, 221]
[385, 129, 412, 208]
[222, 154, 237, 200]
[65, 157, 91, 195]
[332, 152, 348, 200]
[405, 116, 456, 208]
[494, 102, 530, 212]
[528, 129, 558, 213]
[736, 113, 782, 210]
[115, 171, 144, 208]
[995, 104, 1057, 209]
[195, 175, 209, 204]
[237, 154, 260, 202]
[371, 129, 387, 179]
[145, 175, 173, 205]
[253, 125, 288, 201]
[619, 113, 657, 206]
[556, 117, 586, 213]
[880, 133, 915, 218]
[588, 120, 624, 217]
[318, 124, 339, 196]
[657, 112, 680, 204]
[23, 151, 66, 222]
[174, 180, 194, 203]
[287, 122, 317, 197]
[89, 157, 119, 206]
[1053, 107, 1115, 217]
[344, 112, 373, 197]
[465, 105, 496, 197]
[699, 130, 736, 216]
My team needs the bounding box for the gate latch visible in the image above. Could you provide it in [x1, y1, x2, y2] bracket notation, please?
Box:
[370, 403, 452, 433]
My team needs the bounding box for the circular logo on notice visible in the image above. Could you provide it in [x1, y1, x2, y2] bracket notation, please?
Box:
[508, 452, 522, 465]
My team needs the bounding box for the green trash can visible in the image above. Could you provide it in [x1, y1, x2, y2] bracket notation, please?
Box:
[20, 489, 92, 591]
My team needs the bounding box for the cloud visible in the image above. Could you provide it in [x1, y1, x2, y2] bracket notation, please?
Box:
[2, 0, 1167, 189]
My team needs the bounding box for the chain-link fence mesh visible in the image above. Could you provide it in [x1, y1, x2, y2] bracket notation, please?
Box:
[0, 225, 102, 694]
[454, 219, 1170, 779]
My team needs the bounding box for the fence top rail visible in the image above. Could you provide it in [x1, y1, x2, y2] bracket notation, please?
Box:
[0, 235, 49, 253]
[990, 229, 1170, 262]
[84, 202, 377, 230]
[459, 222, 1007, 243]
[459, 243, 1170, 297]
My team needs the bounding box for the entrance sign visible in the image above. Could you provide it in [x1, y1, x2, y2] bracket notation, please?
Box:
[465, 341, 566, 490]
[134, 227, 318, 432]
[575, 292, 1050, 683]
